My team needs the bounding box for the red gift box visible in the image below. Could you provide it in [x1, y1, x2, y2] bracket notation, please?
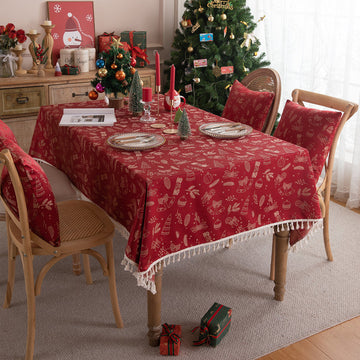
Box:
[98, 32, 120, 53]
[160, 323, 181, 356]
[120, 31, 150, 67]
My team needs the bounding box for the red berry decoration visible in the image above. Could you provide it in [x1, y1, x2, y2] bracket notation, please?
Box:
[115, 70, 126, 81]
[88, 90, 98, 100]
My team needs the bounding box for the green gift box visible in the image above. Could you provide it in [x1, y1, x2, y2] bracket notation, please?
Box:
[120, 31, 149, 67]
[193, 303, 232, 347]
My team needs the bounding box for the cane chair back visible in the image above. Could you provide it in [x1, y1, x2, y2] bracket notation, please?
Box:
[241, 68, 281, 134]
[270, 89, 358, 280]
[0, 148, 123, 360]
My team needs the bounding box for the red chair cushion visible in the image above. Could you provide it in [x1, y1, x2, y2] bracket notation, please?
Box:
[0, 119, 18, 144]
[222, 80, 275, 131]
[0, 141, 60, 247]
[274, 100, 343, 181]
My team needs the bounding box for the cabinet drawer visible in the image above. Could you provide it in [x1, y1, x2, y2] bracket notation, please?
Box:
[0, 86, 46, 117]
[49, 82, 104, 105]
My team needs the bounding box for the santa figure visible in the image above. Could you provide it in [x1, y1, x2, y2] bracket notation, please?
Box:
[63, 12, 82, 47]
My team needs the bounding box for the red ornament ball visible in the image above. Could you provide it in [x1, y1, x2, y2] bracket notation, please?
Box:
[89, 90, 98, 100]
[115, 70, 126, 81]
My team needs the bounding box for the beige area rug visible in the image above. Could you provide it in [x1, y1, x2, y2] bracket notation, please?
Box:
[0, 201, 359, 359]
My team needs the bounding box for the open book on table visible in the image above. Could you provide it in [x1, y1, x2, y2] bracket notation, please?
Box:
[59, 108, 116, 126]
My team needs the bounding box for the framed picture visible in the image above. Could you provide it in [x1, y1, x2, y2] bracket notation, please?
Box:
[47, 1, 95, 64]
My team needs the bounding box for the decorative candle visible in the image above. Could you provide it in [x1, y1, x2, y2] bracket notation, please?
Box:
[155, 51, 160, 87]
[43, 20, 52, 26]
[60, 48, 75, 66]
[29, 29, 37, 34]
[86, 48, 96, 70]
[74, 48, 89, 72]
[14, 44, 22, 50]
[169, 65, 175, 100]
[142, 87, 152, 102]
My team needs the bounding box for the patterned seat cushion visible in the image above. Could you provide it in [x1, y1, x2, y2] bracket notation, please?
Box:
[274, 100, 343, 182]
[222, 80, 275, 131]
[0, 119, 18, 144]
[0, 140, 60, 247]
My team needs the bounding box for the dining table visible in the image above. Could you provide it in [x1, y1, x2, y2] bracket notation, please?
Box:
[29, 96, 322, 345]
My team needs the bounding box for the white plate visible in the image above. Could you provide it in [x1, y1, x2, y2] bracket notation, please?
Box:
[107, 132, 166, 151]
[199, 122, 252, 139]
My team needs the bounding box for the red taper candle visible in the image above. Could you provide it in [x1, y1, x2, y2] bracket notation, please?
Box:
[169, 64, 175, 100]
[155, 51, 161, 89]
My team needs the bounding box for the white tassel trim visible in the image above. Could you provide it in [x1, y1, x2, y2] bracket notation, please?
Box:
[121, 218, 323, 294]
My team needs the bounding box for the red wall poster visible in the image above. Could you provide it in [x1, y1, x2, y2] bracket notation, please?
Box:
[47, 1, 95, 63]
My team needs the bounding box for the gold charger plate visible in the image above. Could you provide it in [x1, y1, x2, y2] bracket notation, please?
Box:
[107, 132, 166, 151]
[199, 122, 252, 139]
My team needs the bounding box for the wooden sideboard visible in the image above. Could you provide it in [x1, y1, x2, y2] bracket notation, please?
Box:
[0, 68, 156, 152]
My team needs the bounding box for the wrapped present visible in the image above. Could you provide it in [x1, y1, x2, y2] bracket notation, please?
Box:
[160, 323, 181, 356]
[193, 303, 232, 347]
[60, 64, 80, 75]
[120, 30, 149, 67]
[98, 32, 120, 53]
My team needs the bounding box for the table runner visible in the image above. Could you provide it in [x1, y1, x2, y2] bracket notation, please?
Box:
[29, 99, 322, 293]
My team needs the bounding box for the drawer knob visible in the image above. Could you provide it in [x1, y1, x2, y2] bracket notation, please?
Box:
[16, 96, 29, 104]
[72, 91, 89, 97]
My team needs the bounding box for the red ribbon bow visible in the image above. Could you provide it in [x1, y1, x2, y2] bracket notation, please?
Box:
[192, 325, 211, 346]
[125, 31, 150, 64]
[101, 32, 115, 36]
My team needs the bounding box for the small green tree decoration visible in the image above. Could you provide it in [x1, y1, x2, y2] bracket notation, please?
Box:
[129, 70, 143, 115]
[177, 108, 191, 140]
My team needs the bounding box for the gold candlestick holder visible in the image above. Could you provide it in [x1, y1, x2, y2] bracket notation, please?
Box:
[11, 48, 27, 76]
[156, 85, 161, 117]
[27, 32, 41, 74]
[41, 24, 55, 70]
[163, 99, 178, 134]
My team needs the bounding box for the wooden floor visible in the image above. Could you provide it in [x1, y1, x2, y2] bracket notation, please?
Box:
[258, 200, 360, 360]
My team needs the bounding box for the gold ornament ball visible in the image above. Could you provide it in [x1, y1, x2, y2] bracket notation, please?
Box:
[254, 51, 258, 56]
[115, 70, 126, 81]
[98, 68, 108, 77]
[187, 46, 194, 53]
[208, 15, 214, 22]
[117, 53, 124, 60]
[229, 33, 235, 40]
[198, 6, 204, 13]
[88, 90, 98, 100]
[221, 13, 227, 21]
[111, 63, 118, 69]
[181, 19, 188, 27]
[130, 67, 136, 75]
[193, 77, 200, 84]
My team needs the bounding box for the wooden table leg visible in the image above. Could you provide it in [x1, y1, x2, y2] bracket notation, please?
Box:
[273, 230, 289, 301]
[147, 266, 163, 346]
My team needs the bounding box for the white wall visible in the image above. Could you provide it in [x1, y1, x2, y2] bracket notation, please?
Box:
[0, 0, 183, 69]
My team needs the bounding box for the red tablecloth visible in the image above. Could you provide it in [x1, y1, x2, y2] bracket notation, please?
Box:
[29, 99, 322, 293]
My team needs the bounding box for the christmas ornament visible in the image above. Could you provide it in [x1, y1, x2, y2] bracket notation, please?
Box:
[117, 53, 124, 60]
[207, 0, 233, 10]
[229, 33, 235, 40]
[111, 63, 118, 69]
[221, 13, 227, 21]
[96, 58, 105, 68]
[212, 65, 221, 78]
[88, 90, 98, 100]
[254, 51, 258, 56]
[122, 80, 128, 87]
[181, 19, 188, 27]
[241, 32, 257, 50]
[98, 68, 108, 77]
[208, 15, 214, 22]
[95, 83, 105, 93]
[115, 70, 126, 81]
[130, 67, 136, 75]
[111, 36, 123, 49]
[130, 57, 137, 67]
[198, 6, 204, 13]
[193, 77, 200, 83]
[187, 46, 194, 53]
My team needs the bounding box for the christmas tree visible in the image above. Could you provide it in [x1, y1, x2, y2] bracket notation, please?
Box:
[177, 108, 191, 140]
[91, 37, 136, 99]
[129, 70, 144, 115]
[165, 0, 270, 115]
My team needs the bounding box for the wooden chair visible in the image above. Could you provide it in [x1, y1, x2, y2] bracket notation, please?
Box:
[241, 68, 281, 134]
[0, 148, 123, 360]
[270, 89, 359, 280]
